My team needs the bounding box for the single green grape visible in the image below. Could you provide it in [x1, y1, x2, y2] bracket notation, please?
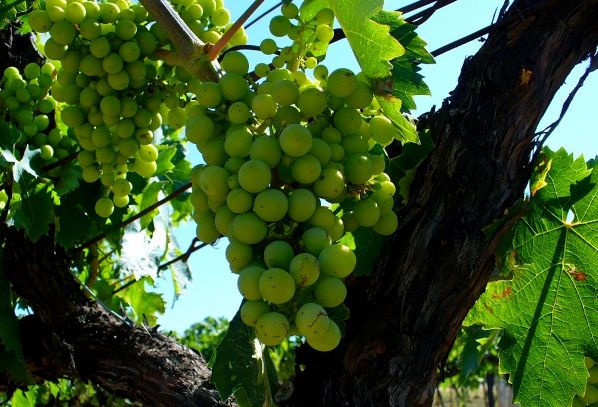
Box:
[295, 303, 329, 337]
[314, 276, 347, 308]
[237, 265, 265, 300]
[263, 240, 294, 269]
[279, 123, 312, 157]
[253, 188, 288, 222]
[95, 197, 114, 218]
[258, 268, 295, 304]
[231, 212, 268, 244]
[289, 253, 320, 287]
[326, 68, 357, 98]
[255, 312, 289, 346]
[240, 300, 270, 327]
[318, 243, 356, 278]
[238, 159, 271, 193]
[306, 319, 341, 352]
[226, 240, 253, 272]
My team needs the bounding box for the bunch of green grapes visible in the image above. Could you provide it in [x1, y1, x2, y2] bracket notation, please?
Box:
[257, 5, 336, 71]
[185, 43, 405, 351]
[26, 0, 239, 218]
[0, 63, 74, 163]
[573, 358, 598, 407]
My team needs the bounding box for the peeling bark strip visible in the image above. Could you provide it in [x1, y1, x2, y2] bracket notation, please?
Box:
[2, 230, 234, 407]
[286, 0, 598, 406]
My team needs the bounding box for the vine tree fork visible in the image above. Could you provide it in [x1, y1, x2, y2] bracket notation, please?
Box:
[0, 0, 596, 406]
[285, 0, 598, 406]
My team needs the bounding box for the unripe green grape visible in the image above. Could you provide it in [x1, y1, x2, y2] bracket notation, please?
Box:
[50, 20, 76, 45]
[255, 312, 289, 346]
[23, 63, 40, 80]
[102, 53, 124, 75]
[79, 86, 99, 108]
[372, 211, 398, 236]
[134, 108, 153, 128]
[96, 146, 116, 164]
[346, 81, 374, 110]
[138, 144, 158, 162]
[28, 10, 53, 32]
[289, 253, 320, 287]
[269, 15, 291, 37]
[219, 50, 249, 75]
[192, 81, 221, 107]
[313, 168, 345, 200]
[297, 87, 327, 118]
[33, 115, 50, 131]
[306, 319, 341, 352]
[82, 166, 101, 182]
[279, 123, 312, 157]
[100, 2, 120, 22]
[135, 28, 158, 55]
[112, 178, 132, 196]
[210, 7, 230, 25]
[166, 106, 185, 129]
[39, 145, 54, 160]
[258, 268, 295, 304]
[61, 105, 85, 128]
[291, 154, 321, 184]
[302, 227, 331, 256]
[218, 72, 248, 101]
[237, 265, 265, 300]
[259, 38, 277, 55]
[271, 79, 299, 106]
[354, 198, 380, 227]
[119, 41, 141, 63]
[214, 206, 235, 235]
[345, 154, 373, 185]
[254, 63, 270, 78]
[186, 114, 215, 146]
[319, 243, 356, 278]
[115, 19, 137, 40]
[226, 240, 253, 272]
[309, 138, 332, 167]
[241, 300, 270, 327]
[108, 70, 129, 91]
[65, 1, 86, 23]
[249, 136, 281, 169]
[295, 303, 329, 337]
[251, 93, 277, 120]
[314, 276, 347, 308]
[44, 38, 67, 59]
[201, 137, 227, 166]
[288, 188, 317, 222]
[273, 105, 301, 130]
[99, 94, 121, 117]
[79, 18, 101, 40]
[369, 115, 396, 146]
[199, 165, 230, 200]
[226, 187, 253, 214]
[309, 206, 336, 231]
[48, 128, 63, 145]
[264, 240, 294, 269]
[231, 212, 268, 245]
[315, 24, 334, 43]
[304, 56, 318, 69]
[326, 68, 357, 98]
[227, 101, 250, 124]
[238, 159, 271, 193]
[333, 107, 363, 135]
[369, 154, 386, 175]
[196, 213, 220, 244]
[112, 194, 129, 208]
[133, 158, 157, 177]
[95, 197, 114, 218]
[228, 173, 239, 189]
[253, 188, 288, 222]
[46, 5, 65, 22]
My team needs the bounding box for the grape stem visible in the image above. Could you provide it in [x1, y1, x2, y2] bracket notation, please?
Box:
[74, 182, 193, 252]
[207, 0, 266, 61]
[139, 0, 219, 82]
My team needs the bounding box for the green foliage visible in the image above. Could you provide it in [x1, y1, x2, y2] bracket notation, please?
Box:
[468, 148, 598, 407]
[179, 316, 229, 362]
[210, 312, 276, 407]
[0, 0, 28, 29]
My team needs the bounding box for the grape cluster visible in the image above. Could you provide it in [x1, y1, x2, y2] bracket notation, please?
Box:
[0, 63, 74, 163]
[187, 29, 404, 350]
[26, 0, 240, 217]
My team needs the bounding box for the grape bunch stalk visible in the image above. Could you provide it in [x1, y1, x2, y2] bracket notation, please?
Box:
[186, 4, 405, 352]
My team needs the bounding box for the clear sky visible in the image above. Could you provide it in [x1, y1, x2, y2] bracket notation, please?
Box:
[156, 0, 597, 333]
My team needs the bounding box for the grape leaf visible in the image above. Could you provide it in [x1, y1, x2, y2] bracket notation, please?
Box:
[0, 0, 28, 29]
[12, 179, 54, 242]
[327, 0, 404, 79]
[0, 122, 23, 149]
[299, 0, 327, 22]
[211, 311, 275, 407]
[155, 145, 177, 177]
[114, 277, 165, 325]
[1, 145, 40, 182]
[467, 148, 598, 407]
[137, 181, 164, 230]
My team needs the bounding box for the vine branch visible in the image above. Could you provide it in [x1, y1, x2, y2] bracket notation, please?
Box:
[158, 237, 209, 270]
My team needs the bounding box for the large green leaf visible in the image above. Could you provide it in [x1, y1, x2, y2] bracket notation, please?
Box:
[467, 148, 598, 407]
[327, 0, 404, 79]
[211, 311, 275, 407]
[12, 179, 54, 242]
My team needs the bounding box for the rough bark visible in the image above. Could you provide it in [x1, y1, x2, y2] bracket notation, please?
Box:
[285, 0, 598, 406]
[0, 0, 596, 406]
[1, 229, 233, 407]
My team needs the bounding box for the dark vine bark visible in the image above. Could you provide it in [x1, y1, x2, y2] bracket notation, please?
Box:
[285, 0, 598, 406]
[1, 229, 234, 407]
[0, 0, 597, 406]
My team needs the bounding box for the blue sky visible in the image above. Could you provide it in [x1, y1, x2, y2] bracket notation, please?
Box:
[157, 0, 597, 333]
